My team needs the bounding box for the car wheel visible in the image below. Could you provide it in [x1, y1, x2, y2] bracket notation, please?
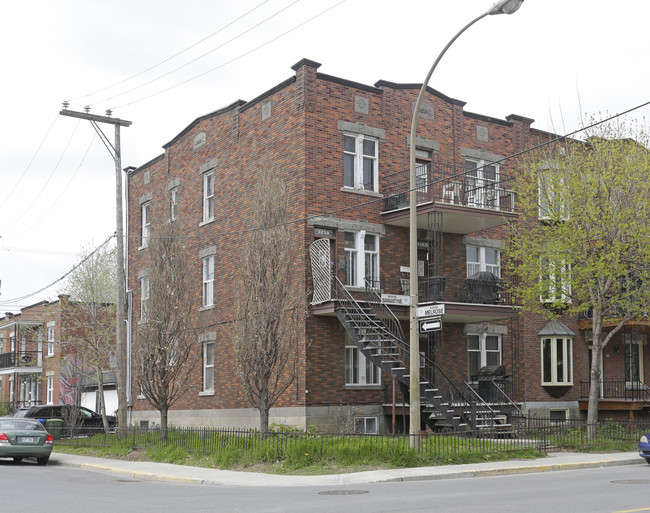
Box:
[12, 457, 23, 463]
[36, 456, 49, 466]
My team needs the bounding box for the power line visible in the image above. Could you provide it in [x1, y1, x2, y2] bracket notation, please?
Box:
[90, 0, 304, 108]
[71, 0, 273, 104]
[0, 234, 115, 307]
[110, 0, 346, 111]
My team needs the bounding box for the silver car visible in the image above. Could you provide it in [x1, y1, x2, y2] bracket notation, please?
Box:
[0, 417, 53, 465]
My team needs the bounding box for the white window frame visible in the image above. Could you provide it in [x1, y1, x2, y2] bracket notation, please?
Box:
[202, 256, 215, 307]
[624, 332, 646, 386]
[37, 328, 43, 366]
[466, 245, 500, 278]
[354, 416, 379, 434]
[170, 187, 179, 221]
[345, 334, 381, 386]
[140, 276, 150, 322]
[47, 323, 55, 357]
[541, 336, 573, 386]
[203, 342, 215, 393]
[343, 133, 379, 192]
[46, 375, 54, 405]
[202, 171, 215, 223]
[540, 258, 571, 304]
[344, 230, 379, 288]
[467, 333, 502, 381]
[10, 332, 15, 353]
[141, 202, 151, 248]
[538, 172, 568, 220]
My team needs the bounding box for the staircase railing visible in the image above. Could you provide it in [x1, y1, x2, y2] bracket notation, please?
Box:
[364, 278, 406, 348]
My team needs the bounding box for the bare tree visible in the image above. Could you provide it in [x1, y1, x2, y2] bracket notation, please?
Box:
[233, 170, 306, 439]
[134, 219, 198, 435]
[59, 240, 117, 432]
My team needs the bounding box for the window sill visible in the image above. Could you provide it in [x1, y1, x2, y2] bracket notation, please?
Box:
[138, 245, 149, 251]
[199, 218, 215, 228]
[199, 390, 215, 397]
[343, 385, 383, 390]
[46, 355, 54, 359]
[340, 186, 382, 197]
[345, 285, 383, 294]
[199, 304, 215, 312]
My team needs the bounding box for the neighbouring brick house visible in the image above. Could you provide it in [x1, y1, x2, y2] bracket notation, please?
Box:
[0, 296, 117, 415]
[125, 58, 649, 432]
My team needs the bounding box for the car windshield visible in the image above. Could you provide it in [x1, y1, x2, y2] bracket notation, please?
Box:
[0, 419, 46, 431]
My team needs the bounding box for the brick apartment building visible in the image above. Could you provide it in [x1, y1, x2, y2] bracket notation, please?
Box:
[125, 58, 649, 432]
[0, 296, 118, 415]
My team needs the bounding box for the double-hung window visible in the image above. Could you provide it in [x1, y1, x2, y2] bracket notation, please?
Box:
[538, 171, 567, 220]
[202, 171, 215, 223]
[170, 187, 179, 221]
[47, 323, 55, 357]
[46, 376, 54, 405]
[345, 333, 380, 385]
[202, 256, 215, 307]
[344, 231, 379, 288]
[343, 134, 378, 192]
[467, 333, 501, 380]
[203, 342, 215, 392]
[466, 245, 500, 278]
[540, 258, 571, 303]
[541, 336, 573, 385]
[141, 202, 150, 248]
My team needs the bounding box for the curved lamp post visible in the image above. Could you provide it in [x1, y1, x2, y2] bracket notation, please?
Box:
[408, 0, 524, 449]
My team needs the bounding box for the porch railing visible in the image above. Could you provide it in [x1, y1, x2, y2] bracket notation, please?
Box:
[383, 162, 516, 214]
[579, 379, 650, 402]
[0, 351, 43, 370]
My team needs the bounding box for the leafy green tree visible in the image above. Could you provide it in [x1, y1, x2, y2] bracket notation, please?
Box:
[507, 120, 650, 432]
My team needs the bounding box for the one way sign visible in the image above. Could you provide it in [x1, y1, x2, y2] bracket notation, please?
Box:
[419, 317, 442, 333]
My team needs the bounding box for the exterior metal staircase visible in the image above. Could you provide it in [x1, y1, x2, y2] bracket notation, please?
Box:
[333, 276, 467, 432]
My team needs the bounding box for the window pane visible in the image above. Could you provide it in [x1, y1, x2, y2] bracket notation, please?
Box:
[483, 165, 496, 181]
[362, 157, 374, 190]
[468, 335, 480, 351]
[364, 235, 376, 251]
[344, 154, 355, 187]
[344, 232, 356, 248]
[466, 246, 479, 263]
[485, 335, 499, 351]
[556, 338, 564, 383]
[343, 135, 356, 153]
[465, 160, 477, 176]
[542, 339, 552, 383]
[486, 352, 500, 366]
[485, 248, 498, 266]
[362, 139, 375, 156]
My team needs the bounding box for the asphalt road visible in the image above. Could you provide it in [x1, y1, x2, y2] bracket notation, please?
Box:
[3, 459, 650, 513]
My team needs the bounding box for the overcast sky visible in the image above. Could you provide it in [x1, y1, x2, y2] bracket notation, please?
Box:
[2, 0, 649, 312]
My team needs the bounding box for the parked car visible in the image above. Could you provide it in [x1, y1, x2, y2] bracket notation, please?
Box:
[14, 405, 116, 434]
[639, 433, 650, 464]
[0, 417, 53, 465]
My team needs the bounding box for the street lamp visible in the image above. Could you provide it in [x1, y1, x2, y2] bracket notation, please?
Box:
[408, 0, 524, 449]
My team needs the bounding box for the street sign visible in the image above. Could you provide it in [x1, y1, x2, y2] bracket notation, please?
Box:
[109, 350, 117, 369]
[381, 294, 410, 306]
[419, 317, 442, 332]
[417, 304, 445, 317]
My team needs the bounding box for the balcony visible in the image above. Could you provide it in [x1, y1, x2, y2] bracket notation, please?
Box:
[382, 162, 516, 234]
[0, 351, 43, 372]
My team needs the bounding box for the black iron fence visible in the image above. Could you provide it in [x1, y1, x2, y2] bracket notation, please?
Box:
[0, 351, 42, 370]
[54, 418, 648, 457]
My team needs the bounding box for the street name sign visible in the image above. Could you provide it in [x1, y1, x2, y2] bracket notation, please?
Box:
[381, 294, 410, 306]
[417, 304, 445, 317]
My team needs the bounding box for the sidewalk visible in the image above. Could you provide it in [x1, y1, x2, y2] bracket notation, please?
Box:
[50, 451, 643, 487]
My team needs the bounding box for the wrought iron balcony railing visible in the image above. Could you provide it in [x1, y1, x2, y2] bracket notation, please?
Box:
[0, 351, 43, 370]
[579, 379, 650, 402]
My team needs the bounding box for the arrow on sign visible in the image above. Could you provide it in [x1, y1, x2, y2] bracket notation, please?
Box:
[419, 318, 442, 332]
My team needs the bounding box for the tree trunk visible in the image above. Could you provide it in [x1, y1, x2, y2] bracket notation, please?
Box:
[259, 394, 269, 441]
[160, 406, 169, 440]
[95, 366, 110, 433]
[586, 310, 603, 439]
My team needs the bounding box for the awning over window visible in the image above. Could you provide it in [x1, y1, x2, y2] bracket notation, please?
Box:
[538, 320, 575, 337]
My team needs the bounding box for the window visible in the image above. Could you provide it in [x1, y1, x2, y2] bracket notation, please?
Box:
[46, 376, 54, 405]
[141, 202, 150, 248]
[624, 332, 646, 385]
[202, 256, 215, 307]
[170, 187, 179, 221]
[344, 231, 379, 288]
[345, 333, 380, 385]
[203, 342, 215, 392]
[541, 336, 573, 385]
[466, 245, 500, 277]
[202, 171, 215, 222]
[354, 417, 378, 434]
[140, 276, 150, 322]
[37, 329, 43, 366]
[468, 333, 501, 380]
[540, 258, 571, 303]
[47, 324, 55, 357]
[465, 159, 498, 208]
[538, 172, 567, 220]
[9, 332, 15, 352]
[415, 149, 432, 197]
[343, 134, 378, 192]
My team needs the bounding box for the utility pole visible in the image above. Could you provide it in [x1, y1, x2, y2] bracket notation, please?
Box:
[59, 105, 132, 432]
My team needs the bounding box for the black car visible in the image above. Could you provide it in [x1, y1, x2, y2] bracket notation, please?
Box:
[14, 405, 116, 434]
